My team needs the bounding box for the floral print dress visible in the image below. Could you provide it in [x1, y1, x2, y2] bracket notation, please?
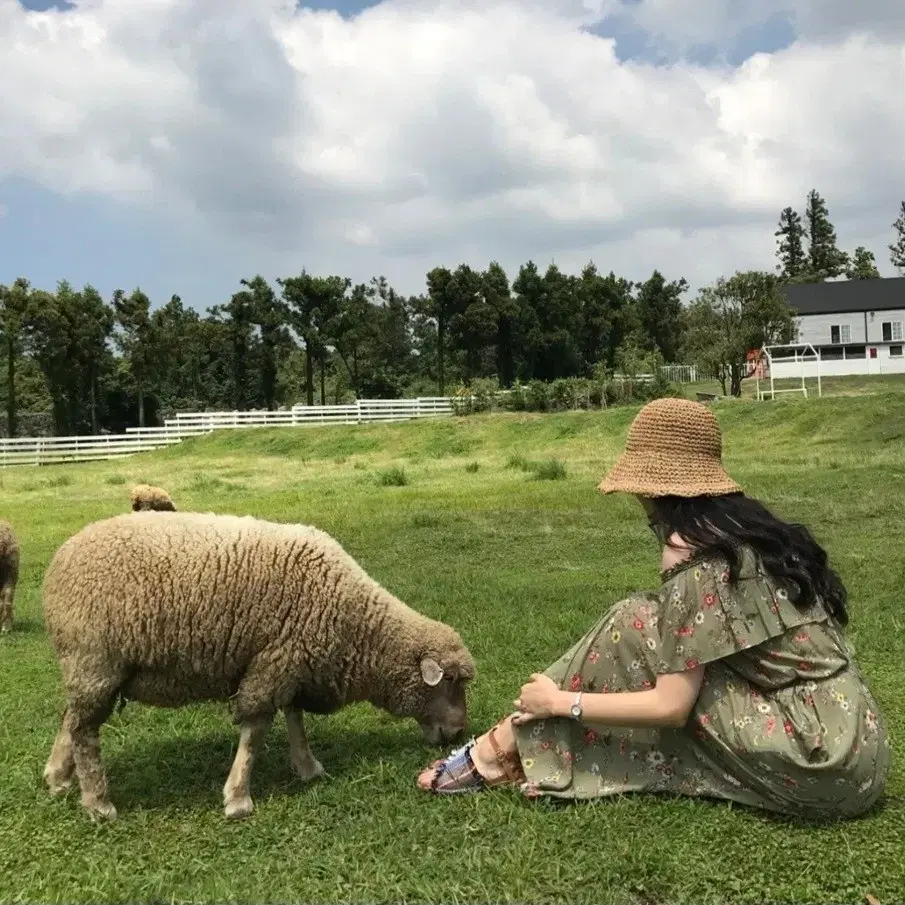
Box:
[511, 547, 891, 820]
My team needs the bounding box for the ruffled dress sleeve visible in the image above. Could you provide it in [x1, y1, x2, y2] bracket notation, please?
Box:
[655, 548, 828, 675]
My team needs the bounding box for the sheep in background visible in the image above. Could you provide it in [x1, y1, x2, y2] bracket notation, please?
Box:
[42, 512, 475, 822]
[130, 484, 176, 512]
[0, 520, 19, 634]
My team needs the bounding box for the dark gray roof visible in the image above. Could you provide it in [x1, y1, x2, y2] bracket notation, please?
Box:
[782, 277, 905, 315]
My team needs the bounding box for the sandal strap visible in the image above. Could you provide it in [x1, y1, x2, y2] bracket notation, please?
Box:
[487, 722, 527, 785]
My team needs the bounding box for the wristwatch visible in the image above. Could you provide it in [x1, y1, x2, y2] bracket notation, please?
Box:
[569, 691, 583, 721]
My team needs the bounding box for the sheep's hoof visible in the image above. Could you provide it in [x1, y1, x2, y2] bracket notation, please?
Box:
[45, 773, 74, 796]
[293, 757, 326, 782]
[85, 800, 118, 823]
[224, 795, 254, 820]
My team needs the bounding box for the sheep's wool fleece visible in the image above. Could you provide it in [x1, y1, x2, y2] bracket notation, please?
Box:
[43, 512, 463, 709]
[0, 520, 17, 560]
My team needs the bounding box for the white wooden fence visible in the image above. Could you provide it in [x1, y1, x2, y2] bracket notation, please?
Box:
[0, 397, 455, 467]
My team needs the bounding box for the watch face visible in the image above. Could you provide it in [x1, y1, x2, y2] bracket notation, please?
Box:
[570, 704, 581, 718]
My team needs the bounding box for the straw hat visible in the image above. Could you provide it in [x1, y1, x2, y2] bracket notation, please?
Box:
[598, 397, 741, 498]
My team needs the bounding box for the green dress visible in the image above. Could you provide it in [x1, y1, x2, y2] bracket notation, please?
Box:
[512, 547, 891, 820]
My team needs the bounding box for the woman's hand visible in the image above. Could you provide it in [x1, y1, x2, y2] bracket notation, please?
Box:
[512, 673, 566, 725]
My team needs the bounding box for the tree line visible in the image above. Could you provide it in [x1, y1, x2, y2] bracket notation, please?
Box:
[1, 192, 903, 435]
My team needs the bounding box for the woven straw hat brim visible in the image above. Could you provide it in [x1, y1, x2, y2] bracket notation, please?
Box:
[598, 449, 741, 498]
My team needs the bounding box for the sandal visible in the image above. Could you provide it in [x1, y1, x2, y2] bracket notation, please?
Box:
[426, 738, 486, 794]
[424, 719, 526, 795]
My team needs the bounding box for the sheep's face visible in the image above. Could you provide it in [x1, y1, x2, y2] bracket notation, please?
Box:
[413, 655, 474, 746]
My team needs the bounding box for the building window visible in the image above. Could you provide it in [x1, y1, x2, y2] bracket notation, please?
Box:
[891, 344, 904, 358]
[831, 324, 852, 344]
[845, 345, 866, 359]
[820, 346, 844, 361]
[882, 321, 904, 342]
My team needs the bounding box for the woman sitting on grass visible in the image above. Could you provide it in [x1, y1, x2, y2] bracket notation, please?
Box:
[417, 398, 890, 820]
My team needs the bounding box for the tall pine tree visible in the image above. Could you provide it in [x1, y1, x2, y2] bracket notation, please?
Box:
[846, 247, 881, 281]
[634, 270, 687, 362]
[775, 207, 807, 278]
[804, 190, 849, 280]
[0, 278, 31, 437]
[890, 201, 905, 275]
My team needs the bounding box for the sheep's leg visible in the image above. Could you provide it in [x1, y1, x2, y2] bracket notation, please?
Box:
[284, 707, 325, 781]
[0, 572, 15, 633]
[43, 707, 76, 795]
[223, 715, 273, 820]
[69, 698, 119, 823]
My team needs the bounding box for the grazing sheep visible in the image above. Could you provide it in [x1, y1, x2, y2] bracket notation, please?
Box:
[42, 512, 475, 822]
[0, 520, 19, 634]
[130, 484, 176, 512]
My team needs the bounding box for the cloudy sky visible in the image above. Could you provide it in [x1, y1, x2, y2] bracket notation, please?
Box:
[1, 0, 903, 311]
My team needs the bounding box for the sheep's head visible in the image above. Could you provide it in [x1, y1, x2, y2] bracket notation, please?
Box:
[130, 484, 177, 512]
[392, 624, 476, 746]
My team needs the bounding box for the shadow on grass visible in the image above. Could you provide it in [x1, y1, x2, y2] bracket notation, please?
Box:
[103, 724, 429, 813]
[3, 616, 45, 636]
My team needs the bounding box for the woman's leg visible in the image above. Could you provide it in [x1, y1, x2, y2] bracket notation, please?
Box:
[417, 593, 663, 795]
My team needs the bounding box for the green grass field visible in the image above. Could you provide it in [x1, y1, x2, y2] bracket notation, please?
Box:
[689, 370, 905, 400]
[0, 392, 903, 904]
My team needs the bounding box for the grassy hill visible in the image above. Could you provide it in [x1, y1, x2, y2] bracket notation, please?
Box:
[0, 393, 903, 903]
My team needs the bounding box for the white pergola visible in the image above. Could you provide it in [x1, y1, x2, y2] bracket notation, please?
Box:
[755, 342, 822, 401]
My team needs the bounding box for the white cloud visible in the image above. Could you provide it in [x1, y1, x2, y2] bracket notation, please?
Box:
[0, 0, 903, 296]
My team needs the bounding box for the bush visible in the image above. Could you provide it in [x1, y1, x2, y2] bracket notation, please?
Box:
[531, 458, 567, 481]
[465, 461, 480, 473]
[451, 366, 681, 417]
[508, 382, 527, 411]
[525, 380, 550, 412]
[452, 377, 500, 415]
[506, 453, 530, 471]
[376, 466, 408, 487]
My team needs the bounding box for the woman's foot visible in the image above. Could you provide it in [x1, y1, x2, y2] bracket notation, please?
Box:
[417, 715, 524, 793]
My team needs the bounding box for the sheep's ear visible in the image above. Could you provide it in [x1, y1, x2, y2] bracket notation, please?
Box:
[420, 657, 444, 687]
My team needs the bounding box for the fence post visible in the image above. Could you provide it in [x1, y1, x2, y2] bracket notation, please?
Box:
[356, 399, 363, 424]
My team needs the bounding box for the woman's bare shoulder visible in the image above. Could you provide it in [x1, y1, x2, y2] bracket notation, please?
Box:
[660, 533, 694, 574]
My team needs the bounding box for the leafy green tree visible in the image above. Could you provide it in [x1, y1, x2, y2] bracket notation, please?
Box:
[242, 276, 285, 411]
[846, 247, 881, 281]
[211, 289, 255, 411]
[775, 207, 807, 279]
[112, 288, 154, 426]
[482, 262, 520, 387]
[418, 267, 457, 394]
[634, 270, 688, 362]
[368, 278, 414, 390]
[890, 201, 905, 275]
[804, 190, 849, 279]
[684, 270, 795, 397]
[514, 262, 581, 380]
[0, 278, 32, 436]
[447, 264, 495, 382]
[331, 282, 375, 397]
[27, 282, 116, 434]
[279, 271, 349, 405]
[79, 284, 115, 433]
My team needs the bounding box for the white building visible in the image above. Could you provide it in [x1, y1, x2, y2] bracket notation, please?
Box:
[773, 277, 905, 378]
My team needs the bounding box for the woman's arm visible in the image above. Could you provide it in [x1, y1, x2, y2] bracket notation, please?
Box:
[513, 667, 705, 730]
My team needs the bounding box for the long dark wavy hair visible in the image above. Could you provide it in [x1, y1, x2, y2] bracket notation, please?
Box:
[648, 493, 848, 626]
